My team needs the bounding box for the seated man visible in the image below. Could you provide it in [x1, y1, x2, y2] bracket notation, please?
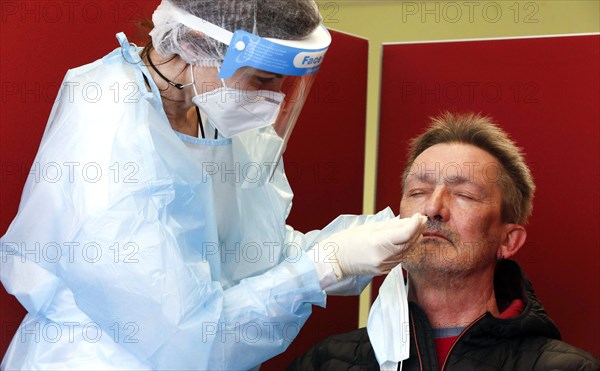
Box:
[288, 112, 600, 370]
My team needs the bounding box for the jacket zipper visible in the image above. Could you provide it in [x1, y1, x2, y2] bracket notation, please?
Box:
[440, 313, 486, 371]
[410, 313, 424, 371]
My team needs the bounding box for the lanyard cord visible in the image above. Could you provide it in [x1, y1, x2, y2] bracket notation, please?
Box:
[194, 106, 219, 140]
[195, 106, 205, 139]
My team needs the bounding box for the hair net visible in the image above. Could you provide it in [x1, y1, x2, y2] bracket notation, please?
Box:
[150, 0, 322, 66]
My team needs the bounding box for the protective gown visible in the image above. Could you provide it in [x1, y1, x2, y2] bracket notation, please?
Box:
[0, 34, 389, 370]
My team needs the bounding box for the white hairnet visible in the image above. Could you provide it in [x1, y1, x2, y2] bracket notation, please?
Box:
[150, 0, 322, 66]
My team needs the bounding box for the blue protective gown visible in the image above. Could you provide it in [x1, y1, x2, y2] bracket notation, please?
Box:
[0, 34, 391, 370]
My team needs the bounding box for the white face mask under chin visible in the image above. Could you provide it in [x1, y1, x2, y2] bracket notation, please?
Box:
[189, 65, 285, 138]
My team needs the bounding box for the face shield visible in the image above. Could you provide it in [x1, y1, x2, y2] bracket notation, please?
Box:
[163, 1, 331, 186]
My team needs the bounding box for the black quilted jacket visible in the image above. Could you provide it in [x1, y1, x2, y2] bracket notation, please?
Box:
[288, 260, 600, 371]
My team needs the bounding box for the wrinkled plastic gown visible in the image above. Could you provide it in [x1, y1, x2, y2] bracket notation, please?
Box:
[0, 33, 393, 370]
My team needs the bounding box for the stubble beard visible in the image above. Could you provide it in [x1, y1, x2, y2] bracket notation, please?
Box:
[403, 237, 499, 282]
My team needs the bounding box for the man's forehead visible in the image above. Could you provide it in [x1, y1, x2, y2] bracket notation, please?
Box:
[406, 143, 503, 185]
[413, 172, 472, 183]
[413, 143, 499, 168]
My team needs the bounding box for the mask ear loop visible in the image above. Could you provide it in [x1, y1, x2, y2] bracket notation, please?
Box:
[190, 64, 199, 96]
[189, 64, 206, 139]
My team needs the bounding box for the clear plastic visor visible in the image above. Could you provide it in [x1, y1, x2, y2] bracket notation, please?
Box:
[211, 69, 319, 187]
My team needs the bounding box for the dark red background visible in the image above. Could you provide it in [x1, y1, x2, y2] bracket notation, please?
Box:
[375, 35, 600, 357]
[0, 1, 368, 368]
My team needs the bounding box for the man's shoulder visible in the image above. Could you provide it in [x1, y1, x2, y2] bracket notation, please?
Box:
[458, 326, 599, 370]
[530, 338, 600, 370]
[287, 328, 379, 371]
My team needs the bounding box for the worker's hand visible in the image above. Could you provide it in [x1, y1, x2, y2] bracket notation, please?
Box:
[314, 213, 427, 279]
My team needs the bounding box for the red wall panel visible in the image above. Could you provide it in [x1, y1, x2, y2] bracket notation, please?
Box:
[0, 1, 368, 367]
[376, 34, 600, 357]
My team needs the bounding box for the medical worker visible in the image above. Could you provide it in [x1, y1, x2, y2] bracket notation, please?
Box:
[0, 1, 426, 370]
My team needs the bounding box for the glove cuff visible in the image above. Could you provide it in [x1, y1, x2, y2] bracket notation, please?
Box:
[306, 247, 343, 289]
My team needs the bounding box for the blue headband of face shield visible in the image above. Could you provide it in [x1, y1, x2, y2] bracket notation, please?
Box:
[169, 4, 332, 78]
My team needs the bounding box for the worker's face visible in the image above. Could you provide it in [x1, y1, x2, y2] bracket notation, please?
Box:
[227, 67, 286, 92]
[399, 143, 507, 276]
[191, 65, 312, 139]
[191, 66, 285, 95]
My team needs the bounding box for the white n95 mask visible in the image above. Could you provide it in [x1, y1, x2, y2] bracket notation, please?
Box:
[191, 70, 285, 138]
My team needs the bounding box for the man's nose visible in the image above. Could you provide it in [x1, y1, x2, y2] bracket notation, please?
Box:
[424, 187, 449, 222]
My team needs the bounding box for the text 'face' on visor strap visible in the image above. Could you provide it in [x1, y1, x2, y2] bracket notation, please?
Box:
[219, 25, 331, 78]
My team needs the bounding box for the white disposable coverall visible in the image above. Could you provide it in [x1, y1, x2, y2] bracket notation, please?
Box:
[0, 34, 389, 370]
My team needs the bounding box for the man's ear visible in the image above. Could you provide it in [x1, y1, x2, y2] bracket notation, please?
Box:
[498, 224, 527, 259]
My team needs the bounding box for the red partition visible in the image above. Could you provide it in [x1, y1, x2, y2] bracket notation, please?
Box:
[375, 34, 600, 357]
[0, 1, 369, 366]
